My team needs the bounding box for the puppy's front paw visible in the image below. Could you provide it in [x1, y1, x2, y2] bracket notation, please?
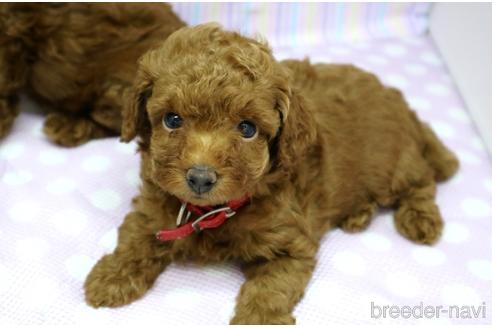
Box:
[230, 311, 295, 325]
[84, 254, 151, 308]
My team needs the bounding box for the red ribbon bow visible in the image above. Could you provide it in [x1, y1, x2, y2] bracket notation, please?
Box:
[156, 195, 250, 241]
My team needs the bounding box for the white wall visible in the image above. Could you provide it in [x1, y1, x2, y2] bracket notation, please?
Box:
[430, 3, 492, 156]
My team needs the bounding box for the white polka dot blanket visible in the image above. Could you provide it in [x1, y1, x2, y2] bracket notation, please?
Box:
[1, 7, 492, 326]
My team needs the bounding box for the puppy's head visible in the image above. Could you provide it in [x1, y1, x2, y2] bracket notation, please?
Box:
[122, 23, 316, 206]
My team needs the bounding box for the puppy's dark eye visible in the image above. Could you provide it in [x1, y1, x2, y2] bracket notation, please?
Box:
[163, 112, 183, 129]
[238, 120, 257, 139]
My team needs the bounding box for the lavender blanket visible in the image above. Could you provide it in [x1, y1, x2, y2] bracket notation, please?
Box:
[1, 3, 491, 325]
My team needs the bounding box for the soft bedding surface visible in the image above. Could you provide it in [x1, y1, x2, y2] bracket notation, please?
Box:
[1, 4, 492, 326]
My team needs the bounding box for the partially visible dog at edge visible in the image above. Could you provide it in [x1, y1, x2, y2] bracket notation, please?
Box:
[0, 3, 185, 146]
[83, 23, 459, 324]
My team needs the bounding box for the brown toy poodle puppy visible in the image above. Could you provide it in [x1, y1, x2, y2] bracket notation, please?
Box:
[84, 24, 459, 324]
[0, 3, 185, 146]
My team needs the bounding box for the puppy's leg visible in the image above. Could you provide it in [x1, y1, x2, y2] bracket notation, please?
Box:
[43, 112, 111, 147]
[84, 212, 170, 308]
[90, 80, 128, 133]
[231, 255, 316, 324]
[0, 45, 27, 140]
[43, 81, 127, 146]
[0, 97, 19, 139]
[394, 182, 443, 245]
[340, 202, 377, 233]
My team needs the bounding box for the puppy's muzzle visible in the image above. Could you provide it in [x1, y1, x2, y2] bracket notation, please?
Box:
[186, 165, 217, 194]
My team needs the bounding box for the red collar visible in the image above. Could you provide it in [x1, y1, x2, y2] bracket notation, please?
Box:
[156, 195, 250, 241]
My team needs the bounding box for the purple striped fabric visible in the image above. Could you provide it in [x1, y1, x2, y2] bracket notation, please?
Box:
[170, 3, 432, 46]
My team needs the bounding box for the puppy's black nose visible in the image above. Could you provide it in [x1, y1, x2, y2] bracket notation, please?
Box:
[186, 165, 217, 194]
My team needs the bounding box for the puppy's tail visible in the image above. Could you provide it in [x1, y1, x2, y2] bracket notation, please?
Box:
[420, 122, 459, 182]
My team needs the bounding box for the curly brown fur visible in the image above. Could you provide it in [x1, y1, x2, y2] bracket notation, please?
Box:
[85, 24, 459, 324]
[0, 3, 185, 146]
[340, 202, 377, 233]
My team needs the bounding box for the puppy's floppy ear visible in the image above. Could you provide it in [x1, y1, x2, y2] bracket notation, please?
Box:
[271, 83, 317, 174]
[121, 62, 153, 144]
